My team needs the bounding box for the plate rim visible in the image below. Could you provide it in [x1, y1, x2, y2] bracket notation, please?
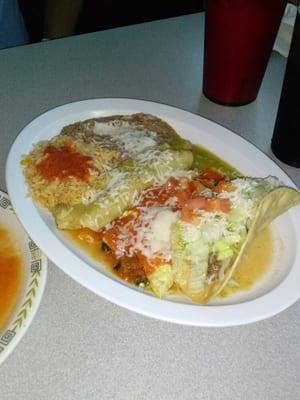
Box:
[5, 97, 300, 327]
[0, 189, 47, 364]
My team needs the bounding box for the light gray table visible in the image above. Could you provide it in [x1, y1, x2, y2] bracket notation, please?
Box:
[0, 13, 299, 400]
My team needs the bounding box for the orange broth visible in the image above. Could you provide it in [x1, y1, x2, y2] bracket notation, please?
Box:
[0, 223, 23, 330]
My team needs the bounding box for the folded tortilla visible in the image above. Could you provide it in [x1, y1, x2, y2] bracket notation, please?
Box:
[209, 185, 300, 300]
[53, 147, 193, 231]
[170, 178, 300, 303]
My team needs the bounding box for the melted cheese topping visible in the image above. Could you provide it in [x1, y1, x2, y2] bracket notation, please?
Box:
[93, 121, 157, 156]
[145, 208, 178, 259]
[114, 207, 178, 261]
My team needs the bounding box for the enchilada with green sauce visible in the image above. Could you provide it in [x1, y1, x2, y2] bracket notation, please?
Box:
[53, 146, 194, 230]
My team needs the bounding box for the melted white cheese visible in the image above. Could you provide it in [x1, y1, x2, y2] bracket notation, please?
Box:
[93, 121, 157, 156]
[114, 206, 178, 260]
[148, 208, 178, 256]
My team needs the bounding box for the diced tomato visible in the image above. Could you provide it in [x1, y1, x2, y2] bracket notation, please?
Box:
[185, 197, 209, 209]
[188, 180, 206, 193]
[180, 206, 199, 224]
[215, 180, 235, 193]
[170, 180, 207, 208]
[198, 178, 216, 189]
[205, 198, 231, 213]
[175, 189, 191, 206]
[165, 177, 179, 190]
[139, 176, 215, 211]
[180, 196, 231, 220]
[178, 177, 189, 188]
[201, 167, 224, 182]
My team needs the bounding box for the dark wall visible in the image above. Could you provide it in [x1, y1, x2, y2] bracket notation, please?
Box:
[19, 0, 204, 43]
[18, 0, 44, 43]
[77, 1, 204, 34]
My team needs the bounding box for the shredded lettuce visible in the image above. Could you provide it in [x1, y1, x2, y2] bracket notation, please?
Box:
[170, 221, 209, 299]
[148, 264, 174, 298]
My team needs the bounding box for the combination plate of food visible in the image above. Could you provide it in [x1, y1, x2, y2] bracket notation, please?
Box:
[6, 99, 300, 326]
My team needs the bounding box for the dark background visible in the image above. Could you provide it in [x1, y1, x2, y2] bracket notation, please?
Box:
[19, 0, 204, 43]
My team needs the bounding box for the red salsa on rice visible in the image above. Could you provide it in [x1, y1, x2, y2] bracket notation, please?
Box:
[36, 144, 92, 182]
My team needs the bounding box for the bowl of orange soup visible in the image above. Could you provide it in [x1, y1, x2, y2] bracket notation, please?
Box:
[0, 189, 47, 365]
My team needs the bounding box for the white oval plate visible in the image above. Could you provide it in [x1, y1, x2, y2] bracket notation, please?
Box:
[0, 189, 47, 364]
[5, 98, 300, 327]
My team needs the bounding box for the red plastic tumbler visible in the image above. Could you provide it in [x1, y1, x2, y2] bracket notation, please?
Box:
[203, 0, 287, 106]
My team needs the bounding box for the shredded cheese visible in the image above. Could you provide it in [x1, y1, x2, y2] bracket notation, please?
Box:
[93, 121, 158, 156]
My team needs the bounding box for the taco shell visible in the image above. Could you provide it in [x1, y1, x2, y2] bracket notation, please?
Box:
[209, 186, 300, 299]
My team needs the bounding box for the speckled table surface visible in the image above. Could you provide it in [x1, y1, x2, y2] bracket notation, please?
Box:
[0, 13, 299, 400]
